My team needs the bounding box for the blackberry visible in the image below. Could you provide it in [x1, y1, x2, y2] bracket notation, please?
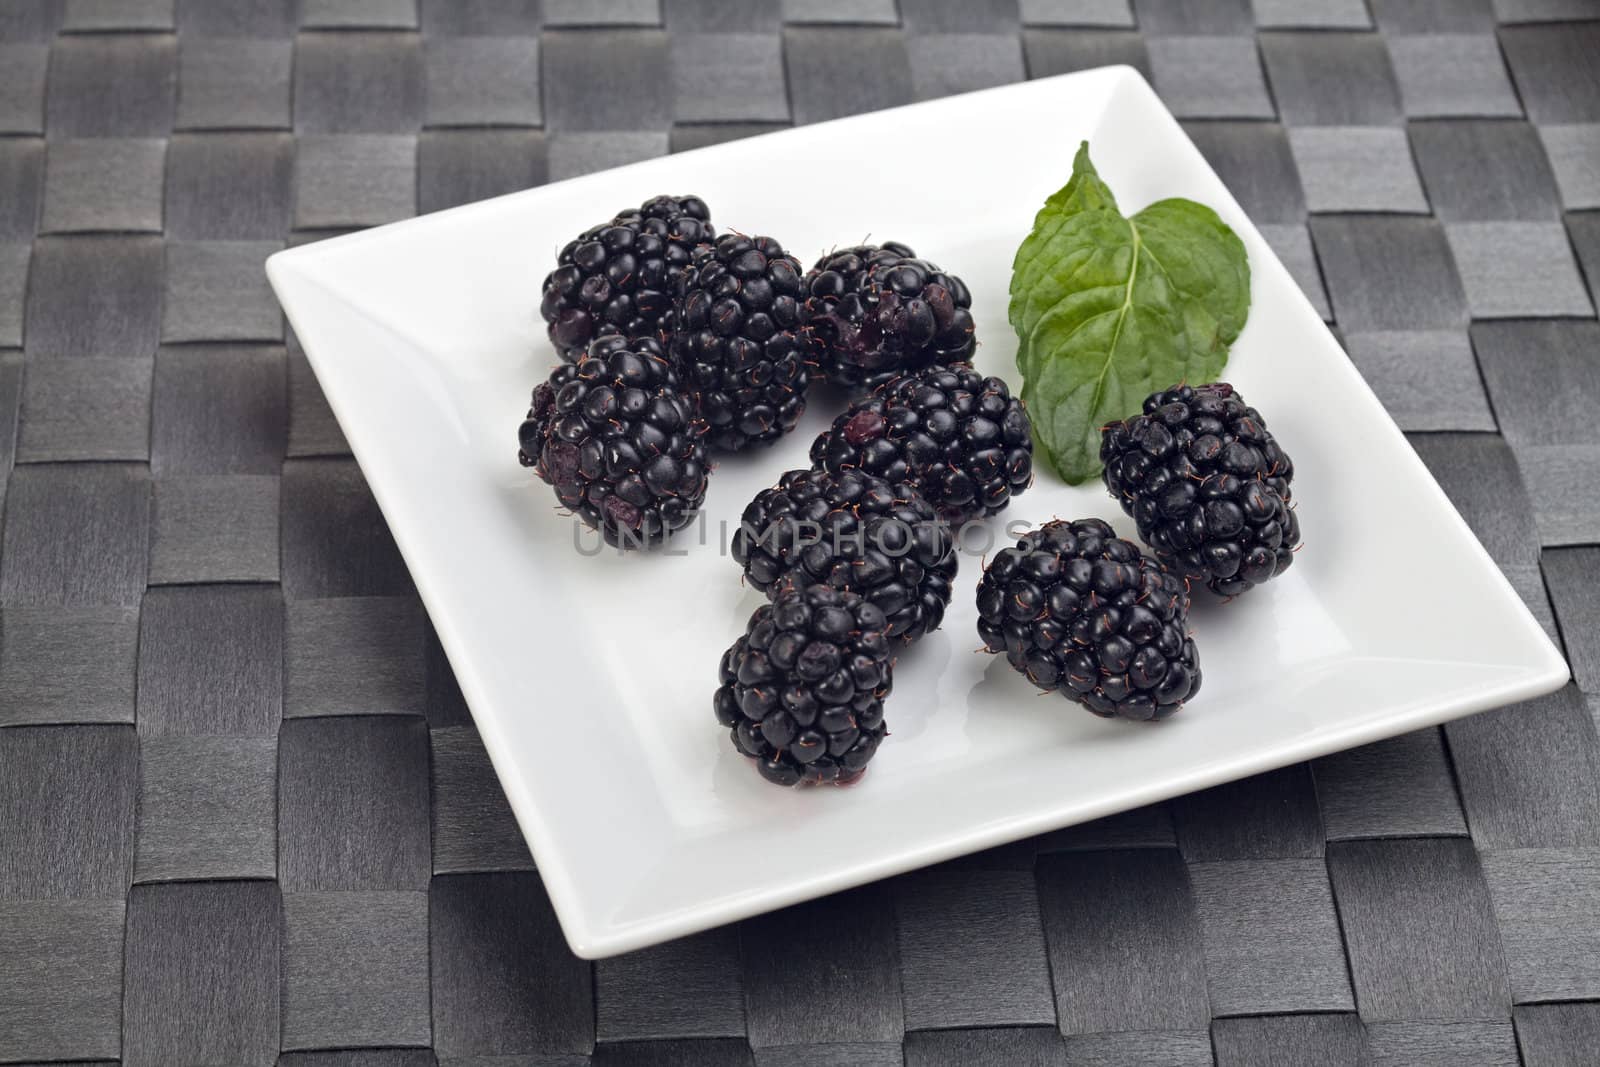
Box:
[801, 242, 976, 389]
[1100, 383, 1299, 597]
[539, 195, 714, 360]
[715, 584, 893, 786]
[732, 468, 956, 643]
[670, 233, 809, 452]
[976, 518, 1200, 721]
[517, 336, 709, 548]
[810, 364, 1034, 522]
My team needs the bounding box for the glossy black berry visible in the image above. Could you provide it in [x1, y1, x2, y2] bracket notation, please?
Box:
[670, 233, 808, 452]
[715, 584, 894, 786]
[1100, 383, 1299, 596]
[539, 195, 714, 360]
[976, 518, 1201, 721]
[732, 468, 956, 643]
[801, 242, 976, 390]
[810, 363, 1033, 521]
[517, 336, 709, 548]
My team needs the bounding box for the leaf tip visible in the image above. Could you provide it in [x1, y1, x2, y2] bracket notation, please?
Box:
[1071, 141, 1099, 182]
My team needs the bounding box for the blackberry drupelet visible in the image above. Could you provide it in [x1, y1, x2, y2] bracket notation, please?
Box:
[715, 584, 894, 786]
[976, 518, 1201, 721]
[801, 242, 976, 389]
[517, 336, 709, 548]
[732, 468, 956, 643]
[539, 194, 714, 360]
[1100, 382, 1298, 596]
[671, 233, 809, 452]
[809, 363, 1034, 522]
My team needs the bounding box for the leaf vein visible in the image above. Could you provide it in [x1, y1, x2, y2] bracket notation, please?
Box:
[1088, 215, 1141, 427]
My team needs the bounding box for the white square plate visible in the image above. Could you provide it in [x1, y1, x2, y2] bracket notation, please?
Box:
[268, 67, 1569, 958]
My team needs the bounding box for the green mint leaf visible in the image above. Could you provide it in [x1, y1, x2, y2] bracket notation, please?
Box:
[1133, 198, 1251, 361]
[1010, 144, 1123, 354]
[1008, 142, 1250, 483]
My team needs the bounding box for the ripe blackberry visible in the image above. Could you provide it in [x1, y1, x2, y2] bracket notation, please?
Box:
[801, 242, 976, 389]
[1100, 383, 1299, 597]
[976, 519, 1200, 721]
[715, 584, 893, 786]
[539, 195, 714, 360]
[670, 233, 809, 452]
[517, 336, 709, 548]
[809, 364, 1034, 522]
[732, 468, 956, 643]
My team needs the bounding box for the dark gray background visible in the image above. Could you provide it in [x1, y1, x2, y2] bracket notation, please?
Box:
[1, 0, 1599, 1064]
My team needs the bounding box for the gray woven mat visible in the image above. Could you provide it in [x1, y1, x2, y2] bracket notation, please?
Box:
[2, 0, 1599, 1064]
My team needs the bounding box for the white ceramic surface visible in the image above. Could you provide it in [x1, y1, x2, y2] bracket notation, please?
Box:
[267, 66, 1570, 958]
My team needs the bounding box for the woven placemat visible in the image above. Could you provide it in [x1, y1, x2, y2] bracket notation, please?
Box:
[1, 0, 1598, 1064]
